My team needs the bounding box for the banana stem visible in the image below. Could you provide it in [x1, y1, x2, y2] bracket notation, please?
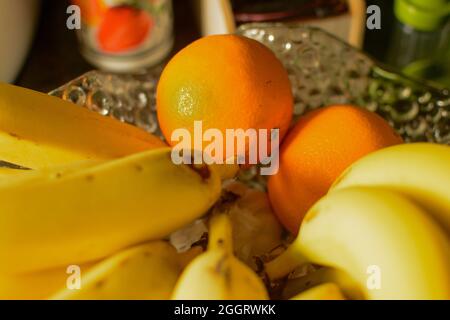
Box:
[264, 244, 309, 280]
[208, 213, 233, 253]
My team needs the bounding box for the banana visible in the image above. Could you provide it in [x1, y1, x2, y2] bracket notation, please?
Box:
[51, 241, 181, 300]
[0, 244, 202, 300]
[0, 147, 221, 274]
[265, 187, 450, 300]
[331, 143, 450, 234]
[0, 83, 165, 169]
[0, 167, 29, 177]
[0, 160, 30, 177]
[172, 213, 269, 300]
[0, 159, 102, 188]
[290, 283, 345, 300]
[0, 263, 95, 300]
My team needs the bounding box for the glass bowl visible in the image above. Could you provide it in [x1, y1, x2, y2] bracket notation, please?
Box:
[49, 23, 449, 187]
[50, 24, 450, 143]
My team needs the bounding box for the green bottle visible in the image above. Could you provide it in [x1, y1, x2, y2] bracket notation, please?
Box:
[386, 0, 450, 87]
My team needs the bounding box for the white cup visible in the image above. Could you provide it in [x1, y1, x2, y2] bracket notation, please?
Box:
[0, 0, 40, 83]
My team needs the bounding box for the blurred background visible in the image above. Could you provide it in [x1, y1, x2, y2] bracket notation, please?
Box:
[2, 0, 449, 92]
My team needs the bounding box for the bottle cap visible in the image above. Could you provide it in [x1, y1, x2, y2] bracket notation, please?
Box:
[394, 0, 450, 31]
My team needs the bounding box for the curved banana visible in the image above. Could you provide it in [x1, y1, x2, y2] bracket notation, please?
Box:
[0, 148, 221, 274]
[0, 263, 95, 300]
[331, 143, 450, 234]
[265, 187, 450, 299]
[51, 241, 181, 300]
[0, 160, 31, 178]
[290, 283, 345, 300]
[0, 83, 165, 169]
[0, 244, 202, 300]
[0, 160, 103, 188]
[0, 167, 29, 177]
[172, 213, 269, 300]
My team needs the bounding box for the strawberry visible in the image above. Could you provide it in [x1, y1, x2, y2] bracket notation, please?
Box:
[97, 5, 153, 53]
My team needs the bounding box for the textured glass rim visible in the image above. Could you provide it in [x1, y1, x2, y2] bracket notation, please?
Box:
[236, 22, 449, 93]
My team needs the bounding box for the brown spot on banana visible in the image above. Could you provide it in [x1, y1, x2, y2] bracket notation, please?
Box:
[187, 164, 211, 180]
[8, 132, 21, 139]
[94, 280, 105, 289]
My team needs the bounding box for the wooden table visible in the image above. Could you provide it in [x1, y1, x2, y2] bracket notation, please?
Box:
[15, 0, 200, 93]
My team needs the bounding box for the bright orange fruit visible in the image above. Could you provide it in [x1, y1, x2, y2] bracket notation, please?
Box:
[98, 6, 153, 53]
[268, 105, 404, 234]
[156, 34, 293, 163]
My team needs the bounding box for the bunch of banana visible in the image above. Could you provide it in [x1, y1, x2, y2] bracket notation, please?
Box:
[265, 143, 450, 300]
[0, 147, 221, 274]
[0, 83, 165, 169]
[172, 212, 269, 300]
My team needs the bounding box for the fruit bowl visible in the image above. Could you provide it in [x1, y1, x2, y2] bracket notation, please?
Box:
[49, 23, 449, 189]
[1, 23, 449, 300]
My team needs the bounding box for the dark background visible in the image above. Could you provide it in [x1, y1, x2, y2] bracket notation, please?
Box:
[15, 0, 393, 93]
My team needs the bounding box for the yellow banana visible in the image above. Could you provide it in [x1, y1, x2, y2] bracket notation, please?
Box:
[0, 167, 29, 177]
[282, 267, 363, 300]
[0, 147, 221, 274]
[0, 244, 202, 300]
[51, 241, 181, 300]
[0, 160, 31, 177]
[0, 159, 103, 188]
[290, 283, 345, 300]
[172, 213, 269, 300]
[0, 83, 165, 169]
[332, 143, 450, 234]
[0, 263, 95, 300]
[265, 187, 450, 300]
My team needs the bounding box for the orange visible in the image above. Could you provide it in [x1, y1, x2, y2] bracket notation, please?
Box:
[156, 35, 293, 163]
[268, 105, 403, 234]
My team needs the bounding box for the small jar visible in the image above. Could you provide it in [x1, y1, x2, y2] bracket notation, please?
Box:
[73, 0, 174, 72]
[386, 0, 450, 87]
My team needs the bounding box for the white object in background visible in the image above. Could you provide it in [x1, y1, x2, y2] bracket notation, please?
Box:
[194, 0, 235, 36]
[0, 0, 40, 83]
